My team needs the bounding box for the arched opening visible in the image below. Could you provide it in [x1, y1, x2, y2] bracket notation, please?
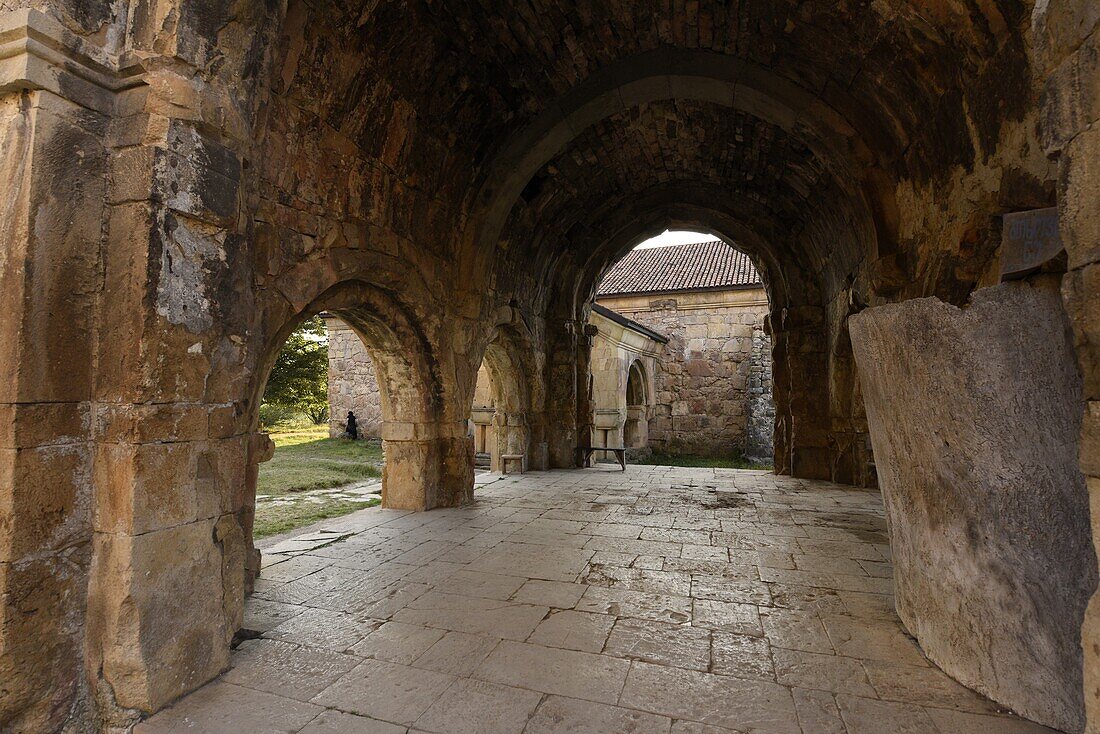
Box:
[585, 228, 778, 469]
[468, 321, 542, 473]
[249, 314, 383, 544]
[238, 281, 449, 584]
[623, 360, 648, 450]
[469, 362, 495, 468]
[9, 2, 1099, 732]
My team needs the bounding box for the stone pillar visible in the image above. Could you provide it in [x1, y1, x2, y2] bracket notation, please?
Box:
[850, 281, 1096, 733]
[0, 42, 110, 727]
[576, 324, 598, 464]
[546, 320, 581, 467]
[381, 420, 473, 510]
[772, 306, 831, 479]
[85, 111, 254, 723]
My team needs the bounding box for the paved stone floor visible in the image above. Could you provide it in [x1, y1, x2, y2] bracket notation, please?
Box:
[138, 467, 1054, 734]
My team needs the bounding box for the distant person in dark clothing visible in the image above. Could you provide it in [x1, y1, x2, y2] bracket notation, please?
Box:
[345, 411, 358, 440]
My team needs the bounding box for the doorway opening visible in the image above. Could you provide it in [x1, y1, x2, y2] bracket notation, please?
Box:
[589, 230, 774, 468]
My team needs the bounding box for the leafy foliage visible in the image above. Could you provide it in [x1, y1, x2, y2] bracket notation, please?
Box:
[262, 316, 329, 425]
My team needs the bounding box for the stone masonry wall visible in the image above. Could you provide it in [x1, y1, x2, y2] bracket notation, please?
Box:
[745, 323, 775, 461]
[325, 316, 383, 439]
[596, 287, 773, 458]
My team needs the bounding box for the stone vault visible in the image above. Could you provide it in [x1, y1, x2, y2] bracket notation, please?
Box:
[0, 1, 1097, 732]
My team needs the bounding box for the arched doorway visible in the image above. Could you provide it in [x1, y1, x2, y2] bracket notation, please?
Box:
[468, 321, 543, 473]
[623, 360, 648, 450]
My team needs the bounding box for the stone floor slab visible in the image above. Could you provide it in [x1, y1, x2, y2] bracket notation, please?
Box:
[528, 609, 615, 653]
[392, 591, 548, 640]
[523, 695, 673, 733]
[410, 630, 501, 676]
[604, 617, 711, 671]
[311, 659, 456, 726]
[475, 640, 631, 704]
[298, 709, 407, 734]
[136, 681, 322, 733]
[413, 679, 542, 734]
[222, 639, 359, 701]
[619, 661, 801, 733]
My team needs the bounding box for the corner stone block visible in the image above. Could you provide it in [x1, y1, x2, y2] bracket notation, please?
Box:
[92, 438, 240, 536]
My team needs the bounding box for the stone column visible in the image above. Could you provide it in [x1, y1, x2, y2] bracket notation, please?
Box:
[546, 319, 581, 467]
[381, 420, 473, 509]
[575, 324, 598, 464]
[772, 306, 832, 479]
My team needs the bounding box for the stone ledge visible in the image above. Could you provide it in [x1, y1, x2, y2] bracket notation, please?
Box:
[0, 9, 144, 113]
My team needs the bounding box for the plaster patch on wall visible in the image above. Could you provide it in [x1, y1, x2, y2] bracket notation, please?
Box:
[155, 214, 225, 332]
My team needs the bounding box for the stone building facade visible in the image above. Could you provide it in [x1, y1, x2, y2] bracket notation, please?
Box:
[594, 241, 774, 459]
[587, 304, 666, 458]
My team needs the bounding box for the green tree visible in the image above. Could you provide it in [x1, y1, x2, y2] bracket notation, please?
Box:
[262, 316, 329, 425]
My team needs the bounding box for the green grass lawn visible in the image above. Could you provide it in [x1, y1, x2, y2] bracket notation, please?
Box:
[258, 425, 384, 496]
[254, 425, 384, 538]
[631, 451, 772, 470]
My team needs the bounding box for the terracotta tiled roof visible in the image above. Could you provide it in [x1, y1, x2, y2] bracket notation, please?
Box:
[596, 240, 761, 296]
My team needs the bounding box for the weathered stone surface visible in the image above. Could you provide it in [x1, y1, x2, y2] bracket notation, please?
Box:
[850, 280, 1097, 732]
[2, 0, 1097, 729]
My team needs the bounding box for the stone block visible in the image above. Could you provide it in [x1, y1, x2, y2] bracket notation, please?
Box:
[1060, 126, 1100, 268]
[86, 519, 233, 713]
[0, 94, 104, 404]
[0, 402, 86, 449]
[93, 438, 241, 536]
[1063, 262, 1100, 400]
[0, 444, 91, 562]
[849, 281, 1096, 732]
[0, 548, 92, 732]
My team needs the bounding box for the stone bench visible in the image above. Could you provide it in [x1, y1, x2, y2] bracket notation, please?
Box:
[500, 454, 525, 474]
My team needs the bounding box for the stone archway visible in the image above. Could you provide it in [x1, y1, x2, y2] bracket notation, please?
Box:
[78, 277, 473, 725]
[471, 314, 548, 473]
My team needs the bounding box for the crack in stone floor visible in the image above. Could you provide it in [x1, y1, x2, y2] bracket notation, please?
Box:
[137, 466, 1055, 734]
